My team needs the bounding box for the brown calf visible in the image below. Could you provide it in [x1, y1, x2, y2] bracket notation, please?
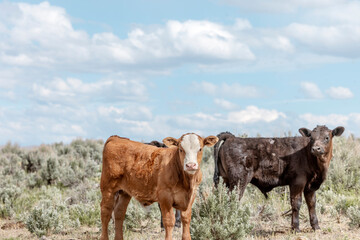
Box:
[100, 133, 218, 240]
[144, 140, 181, 229]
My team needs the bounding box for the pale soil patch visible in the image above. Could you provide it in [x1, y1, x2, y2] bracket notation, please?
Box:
[0, 219, 32, 240]
[0, 219, 99, 240]
[1, 214, 360, 240]
[250, 214, 360, 240]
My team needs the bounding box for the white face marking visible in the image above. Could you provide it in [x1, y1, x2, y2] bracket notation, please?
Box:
[180, 134, 201, 174]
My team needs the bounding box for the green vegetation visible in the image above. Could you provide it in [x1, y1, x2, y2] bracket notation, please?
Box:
[191, 179, 253, 240]
[0, 139, 104, 236]
[0, 136, 360, 239]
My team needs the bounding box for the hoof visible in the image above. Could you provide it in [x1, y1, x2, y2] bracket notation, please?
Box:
[312, 225, 320, 231]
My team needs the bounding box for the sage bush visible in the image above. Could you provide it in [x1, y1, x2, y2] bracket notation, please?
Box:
[191, 180, 253, 240]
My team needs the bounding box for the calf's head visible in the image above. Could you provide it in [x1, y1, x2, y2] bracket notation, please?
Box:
[163, 133, 218, 174]
[299, 125, 344, 161]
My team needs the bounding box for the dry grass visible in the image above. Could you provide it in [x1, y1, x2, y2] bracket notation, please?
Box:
[1, 214, 360, 240]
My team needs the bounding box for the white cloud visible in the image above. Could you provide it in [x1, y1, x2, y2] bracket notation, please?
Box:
[234, 18, 252, 30]
[262, 36, 295, 53]
[98, 105, 153, 121]
[0, 2, 256, 72]
[1, 91, 16, 100]
[297, 112, 360, 136]
[124, 20, 255, 63]
[195, 81, 260, 98]
[300, 113, 349, 127]
[286, 23, 360, 58]
[300, 82, 324, 99]
[1, 2, 90, 67]
[221, 0, 347, 13]
[114, 118, 155, 136]
[300, 83, 354, 100]
[214, 98, 237, 110]
[50, 123, 86, 136]
[3, 99, 360, 146]
[2, 1, 360, 146]
[228, 106, 286, 124]
[326, 86, 354, 99]
[32, 77, 147, 104]
[309, 1, 360, 24]
[1, 53, 33, 66]
[2, 1, 360, 76]
[0, 104, 93, 145]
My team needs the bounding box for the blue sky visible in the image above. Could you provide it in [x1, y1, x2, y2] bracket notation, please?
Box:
[1, 0, 359, 146]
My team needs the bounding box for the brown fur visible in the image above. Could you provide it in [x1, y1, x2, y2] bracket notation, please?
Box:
[213, 126, 344, 232]
[100, 133, 218, 240]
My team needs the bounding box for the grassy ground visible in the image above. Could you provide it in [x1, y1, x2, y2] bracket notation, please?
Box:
[1, 214, 360, 240]
[1, 136, 360, 239]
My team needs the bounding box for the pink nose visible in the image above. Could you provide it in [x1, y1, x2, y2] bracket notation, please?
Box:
[186, 163, 197, 170]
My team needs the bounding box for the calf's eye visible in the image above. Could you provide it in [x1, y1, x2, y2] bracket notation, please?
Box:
[199, 148, 202, 152]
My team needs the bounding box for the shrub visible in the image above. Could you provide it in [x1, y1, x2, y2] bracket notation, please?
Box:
[69, 203, 100, 226]
[1, 153, 23, 176]
[70, 138, 103, 164]
[67, 181, 102, 227]
[21, 148, 50, 173]
[1, 142, 22, 155]
[123, 199, 160, 232]
[347, 206, 360, 228]
[66, 180, 100, 205]
[325, 137, 360, 193]
[334, 195, 358, 216]
[256, 204, 277, 222]
[0, 185, 21, 218]
[191, 180, 253, 240]
[25, 200, 65, 236]
[202, 146, 214, 163]
[40, 157, 60, 185]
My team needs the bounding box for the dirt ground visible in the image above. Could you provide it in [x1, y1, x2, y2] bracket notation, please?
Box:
[1, 214, 360, 240]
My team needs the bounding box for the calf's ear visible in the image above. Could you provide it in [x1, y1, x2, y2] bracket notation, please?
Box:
[163, 137, 179, 147]
[332, 126, 345, 137]
[203, 136, 219, 147]
[299, 128, 312, 137]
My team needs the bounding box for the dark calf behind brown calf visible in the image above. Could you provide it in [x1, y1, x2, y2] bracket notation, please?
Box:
[213, 125, 344, 231]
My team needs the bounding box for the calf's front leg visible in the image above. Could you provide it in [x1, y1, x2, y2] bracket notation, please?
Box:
[180, 191, 197, 240]
[160, 203, 175, 240]
[289, 185, 304, 232]
[304, 188, 320, 230]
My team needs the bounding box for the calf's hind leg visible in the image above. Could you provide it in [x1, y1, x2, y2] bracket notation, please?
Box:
[113, 191, 131, 240]
[228, 165, 253, 200]
[175, 209, 181, 227]
[100, 189, 116, 240]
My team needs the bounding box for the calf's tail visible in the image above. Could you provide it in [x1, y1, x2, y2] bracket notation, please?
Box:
[213, 132, 235, 187]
